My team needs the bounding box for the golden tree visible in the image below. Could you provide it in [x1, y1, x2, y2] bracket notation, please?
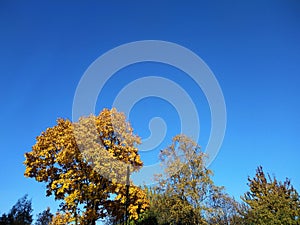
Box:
[49, 212, 73, 225]
[24, 108, 149, 224]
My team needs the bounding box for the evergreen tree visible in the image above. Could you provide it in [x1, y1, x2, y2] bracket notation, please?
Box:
[0, 195, 33, 225]
[242, 166, 300, 224]
[35, 207, 53, 225]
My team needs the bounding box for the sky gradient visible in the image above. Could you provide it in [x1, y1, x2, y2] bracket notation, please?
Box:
[0, 1, 299, 223]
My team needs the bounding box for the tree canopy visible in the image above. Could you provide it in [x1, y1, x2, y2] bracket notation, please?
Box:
[0, 195, 33, 225]
[242, 166, 300, 225]
[137, 135, 240, 225]
[21, 108, 300, 225]
[24, 108, 149, 224]
[35, 207, 53, 225]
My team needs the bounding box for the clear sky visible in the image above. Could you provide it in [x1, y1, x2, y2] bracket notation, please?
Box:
[0, 1, 300, 223]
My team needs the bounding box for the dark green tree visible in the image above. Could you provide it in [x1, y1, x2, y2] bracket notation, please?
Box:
[0, 195, 33, 225]
[35, 207, 53, 225]
[0, 213, 9, 225]
[242, 166, 300, 225]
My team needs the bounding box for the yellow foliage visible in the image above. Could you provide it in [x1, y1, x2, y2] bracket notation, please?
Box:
[24, 108, 148, 223]
[49, 212, 73, 225]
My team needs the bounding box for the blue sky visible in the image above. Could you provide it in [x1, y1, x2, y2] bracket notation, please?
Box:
[0, 1, 300, 223]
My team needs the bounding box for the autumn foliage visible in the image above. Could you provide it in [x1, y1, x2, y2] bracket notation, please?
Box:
[23, 108, 300, 224]
[24, 108, 149, 224]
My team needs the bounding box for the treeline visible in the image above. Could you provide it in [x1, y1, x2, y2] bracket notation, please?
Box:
[2, 161, 300, 225]
[19, 108, 299, 224]
[109, 136, 300, 225]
